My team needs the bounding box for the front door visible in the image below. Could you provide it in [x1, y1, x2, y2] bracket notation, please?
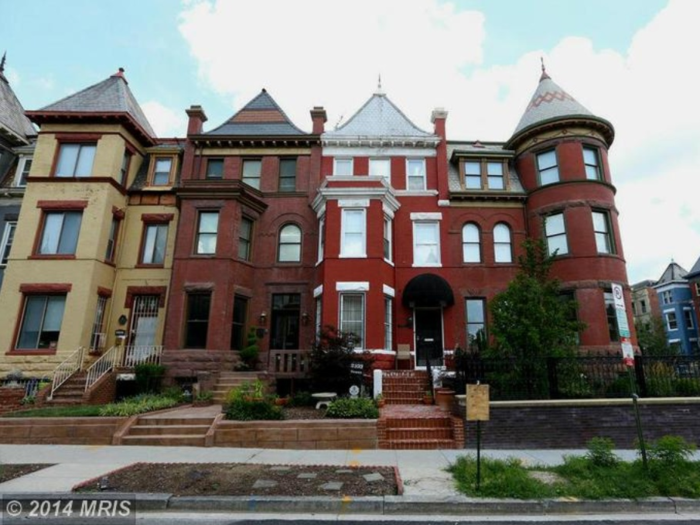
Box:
[414, 308, 443, 367]
[270, 294, 300, 349]
[129, 295, 159, 347]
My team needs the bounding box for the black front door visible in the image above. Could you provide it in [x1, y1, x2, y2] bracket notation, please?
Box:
[270, 294, 300, 350]
[415, 308, 443, 367]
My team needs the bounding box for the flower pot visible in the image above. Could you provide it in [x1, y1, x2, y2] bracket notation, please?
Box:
[435, 389, 455, 412]
[274, 398, 289, 406]
[423, 395, 434, 405]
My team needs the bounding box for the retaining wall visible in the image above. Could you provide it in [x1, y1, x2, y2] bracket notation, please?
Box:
[0, 417, 125, 445]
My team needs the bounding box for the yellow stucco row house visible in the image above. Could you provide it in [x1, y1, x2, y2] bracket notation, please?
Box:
[0, 69, 180, 378]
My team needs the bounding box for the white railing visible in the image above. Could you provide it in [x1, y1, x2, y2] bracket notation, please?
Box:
[50, 347, 85, 399]
[123, 345, 163, 368]
[84, 346, 122, 392]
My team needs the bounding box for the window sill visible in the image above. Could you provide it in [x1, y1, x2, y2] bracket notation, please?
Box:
[135, 263, 166, 269]
[339, 254, 367, 259]
[384, 259, 394, 266]
[103, 260, 116, 268]
[28, 254, 76, 260]
[412, 263, 442, 268]
[6, 349, 58, 356]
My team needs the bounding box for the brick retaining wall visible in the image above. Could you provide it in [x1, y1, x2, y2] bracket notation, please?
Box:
[0, 387, 26, 415]
[457, 398, 700, 448]
[0, 417, 125, 445]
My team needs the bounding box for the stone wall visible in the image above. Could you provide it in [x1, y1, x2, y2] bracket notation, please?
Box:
[0, 417, 125, 444]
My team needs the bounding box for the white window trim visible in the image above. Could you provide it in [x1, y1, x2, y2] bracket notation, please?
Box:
[665, 312, 678, 331]
[313, 285, 324, 298]
[340, 208, 367, 258]
[406, 158, 427, 191]
[317, 216, 325, 264]
[13, 156, 32, 187]
[383, 215, 393, 264]
[339, 292, 365, 349]
[336, 282, 370, 292]
[369, 158, 391, 183]
[0, 221, 17, 266]
[334, 158, 354, 176]
[412, 220, 442, 268]
[383, 284, 395, 297]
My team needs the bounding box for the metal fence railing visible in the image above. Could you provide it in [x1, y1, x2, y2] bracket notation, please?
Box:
[453, 355, 700, 401]
[0, 377, 49, 399]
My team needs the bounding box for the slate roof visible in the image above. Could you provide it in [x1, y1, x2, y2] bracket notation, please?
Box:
[37, 69, 156, 138]
[206, 90, 307, 136]
[446, 142, 524, 194]
[0, 58, 36, 143]
[686, 255, 700, 279]
[656, 261, 688, 284]
[324, 93, 435, 139]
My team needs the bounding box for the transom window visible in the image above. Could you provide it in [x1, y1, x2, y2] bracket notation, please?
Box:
[341, 209, 366, 258]
[592, 211, 614, 254]
[196, 211, 219, 255]
[206, 158, 224, 179]
[369, 158, 391, 183]
[279, 158, 297, 191]
[56, 143, 96, 177]
[16, 295, 66, 350]
[583, 147, 601, 180]
[238, 217, 253, 261]
[462, 223, 480, 263]
[1, 221, 16, 266]
[414, 221, 440, 266]
[334, 158, 353, 176]
[141, 224, 168, 265]
[152, 157, 173, 185]
[278, 224, 302, 262]
[544, 213, 568, 256]
[39, 211, 82, 255]
[242, 159, 262, 189]
[537, 149, 559, 186]
[493, 223, 512, 263]
[407, 159, 426, 190]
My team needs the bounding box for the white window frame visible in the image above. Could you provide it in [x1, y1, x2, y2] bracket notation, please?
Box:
[339, 293, 365, 349]
[684, 308, 695, 330]
[666, 311, 678, 331]
[413, 220, 441, 267]
[544, 212, 568, 256]
[195, 211, 219, 255]
[662, 290, 673, 305]
[278, 223, 302, 263]
[406, 158, 426, 191]
[334, 158, 353, 176]
[340, 208, 366, 258]
[487, 161, 505, 190]
[1, 221, 17, 266]
[370, 158, 391, 184]
[583, 146, 602, 180]
[464, 161, 481, 189]
[493, 223, 512, 263]
[317, 216, 325, 264]
[14, 156, 33, 187]
[537, 149, 559, 186]
[592, 210, 614, 254]
[242, 159, 262, 189]
[462, 223, 481, 263]
[384, 295, 393, 351]
[383, 215, 393, 263]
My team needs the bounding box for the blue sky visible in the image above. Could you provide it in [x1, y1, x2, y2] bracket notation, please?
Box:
[2, 0, 698, 283]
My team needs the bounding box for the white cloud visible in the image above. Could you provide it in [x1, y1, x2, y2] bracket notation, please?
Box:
[5, 67, 20, 86]
[178, 0, 700, 283]
[142, 101, 188, 137]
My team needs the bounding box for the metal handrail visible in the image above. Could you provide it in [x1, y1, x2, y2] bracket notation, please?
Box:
[123, 345, 163, 368]
[84, 346, 122, 392]
[49, 346, 85, 399]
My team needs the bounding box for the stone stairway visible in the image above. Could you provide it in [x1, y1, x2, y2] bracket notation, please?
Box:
[45, 372, 87, 405]
[381, 370, 430, 404]
[212, 371, 261, 404]
[121, 415, 215, 447]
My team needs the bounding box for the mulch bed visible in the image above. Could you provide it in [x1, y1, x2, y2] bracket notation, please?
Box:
[282, 406, 326, 420]
[0, 464, 53, 484]
[74, 463, 399, 497]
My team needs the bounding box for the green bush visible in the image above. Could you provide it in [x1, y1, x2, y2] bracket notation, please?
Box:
[585, 437, 619, 467]
[195, 390, 214, 402]
[225, 398, 283, 421]
[224, 380, 267, 405]
[674, 378, 700, 396]
[288, 390, 314, 407]
[325, 397, 378, 419]
[134, 363, 166, 394]
[647, 435, 696, 466]
[238, 327, 260, 371]
[99, 393, 180, 417]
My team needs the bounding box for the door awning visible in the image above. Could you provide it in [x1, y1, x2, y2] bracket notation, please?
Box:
[402, 273, 455, 308]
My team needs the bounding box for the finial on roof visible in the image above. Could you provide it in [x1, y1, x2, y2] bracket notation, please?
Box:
[110, 67, 128, 83]
[262, 88, 267, 93]
[375, 74, 384, 95]
[539, 56, 550, 81]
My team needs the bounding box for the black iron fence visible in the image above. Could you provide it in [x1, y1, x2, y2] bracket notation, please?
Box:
[453, 355, 700, 401]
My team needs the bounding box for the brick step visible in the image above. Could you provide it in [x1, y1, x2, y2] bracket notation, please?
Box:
[137, 417, 214, 426]
[386, 427, 454, 440]
[52, 387, 85, 396]
[44, 398, 83, 405]
[218, 373, 260, 379]
[384, 417, 452, 429]
[382, 379, 428, 385]
[383, 388, 425, 395]
[121, 435, 206, 447]
[385, 399, 424, 405]
[129, 424, 210, 436]
[381, 439, 459, 450]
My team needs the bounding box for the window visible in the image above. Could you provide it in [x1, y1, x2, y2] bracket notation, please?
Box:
[536, 149, 559, 185]
[334, 158, 353, 176]
[317, 217, 325, 263]
[278, 224, 302, 262]
[407, 159, 426, 190]
[341, 209, 366, 257]
[414, 221, 440, 266]
[90, 295, 108, 351]
[666, 311, 678, 331]
[15, 157, 32, 186]
[206, 158, 224, 179]
[315, 297, 322, 338]
[462, 223, 480, 263]
[238, 217, 253, 261]
[39, 211, 82, 255]
[466, 298, 486, 350]
[185, 293, 211, 348]
[493, 223, 512, 263]
[105, 217, 120, 262]
[195, 211, 219, 255]
[661, 290, 673, 305]
[279, 158, 297, 191]
[487, 162, 505, 190]
[685, 309, 695, 330]
[583, 146, 601, 180]
[641, 300, 647, 313]
[230, 295, 248, 351]
[370, 158, 391, 183]
[1, 221, 16, 266]
[56, 143, 96, 177]
[384, 296, 393, 351]
[604, 291, 619, 342]
[559, 290, 580, 344]
[340, 293, 364, 348]
[464, 161, 481, 189]
[16, 295, 66, 349]
[592, 211, 614, 254]
[120, 152, 131, 186]
[383, 216, 393, 261]
[242, 159, 262, 189]
[544, 213, 568, 256]
[152, 158, 173, 185]
[141, 224, 168, 265]
[695, 282, 700, 295]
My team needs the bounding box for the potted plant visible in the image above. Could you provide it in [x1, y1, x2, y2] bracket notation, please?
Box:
[274, 395, 289, 406]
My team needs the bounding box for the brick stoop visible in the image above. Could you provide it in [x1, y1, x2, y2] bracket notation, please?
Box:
[44, 372, 87, 406]
[121, 416, 215, 447]
[378, 404, 464, 450]
[381, 370, 430, 405]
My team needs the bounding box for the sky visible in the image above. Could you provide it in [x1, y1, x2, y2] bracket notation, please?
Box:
[2, 0, 699, 284]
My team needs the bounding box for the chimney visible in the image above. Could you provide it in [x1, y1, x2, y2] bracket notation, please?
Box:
[431, 108, 448, 140]
[310, 106, 327, 135]
[186, 105, 208, 135]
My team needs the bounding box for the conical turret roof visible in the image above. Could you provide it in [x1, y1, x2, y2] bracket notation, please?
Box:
[656, 261, 688, 285]
[0, 54, 36, 144]
[206, 89, 307, 136]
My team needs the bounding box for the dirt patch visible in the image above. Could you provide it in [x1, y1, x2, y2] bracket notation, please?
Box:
[74, 463, 398, 497]
[282, 406, 326, 420]
[0, 464, 53, 483]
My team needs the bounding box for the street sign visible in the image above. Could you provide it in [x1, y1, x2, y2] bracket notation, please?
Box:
[621, 339, 635, 367]
[466, 384, 490, 421]
[612, 283, 631, 338]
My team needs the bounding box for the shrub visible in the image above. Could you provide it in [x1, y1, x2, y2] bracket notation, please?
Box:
[225, 398, 283, 421]
[585, 437, 619, 468]
[647, 435, 696, 466]
[225, 380, 268, 405]
[134, 363, 166, 394]
[99, 393, 180, 417]
[288, 390, 314, 407]
[238, 328, 260, 371]
[674, 378, 700, 396]
[309, 325, 372, 394]
[195, 390, 214, 402]
[325, 397, 379, 419]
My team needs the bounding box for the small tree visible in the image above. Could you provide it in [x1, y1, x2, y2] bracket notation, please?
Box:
[636, 316, 674, 356]
[238, 327, 260, 370]
[308, 325, 360, 393]
[489, 240, 584, 397]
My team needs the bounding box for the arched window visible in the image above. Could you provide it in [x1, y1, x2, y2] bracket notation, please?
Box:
[462, 223, 480, 263]
[278, 224, 301, 262]
[493, 223, 512, 263]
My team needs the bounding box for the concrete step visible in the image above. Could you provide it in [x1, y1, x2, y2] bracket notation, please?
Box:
[129, 424, 211, 436]
[121, 435, 206, 447]
[137, 417, 214, 426]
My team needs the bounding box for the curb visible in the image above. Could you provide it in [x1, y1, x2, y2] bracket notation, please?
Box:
[4, 493, 700, 515]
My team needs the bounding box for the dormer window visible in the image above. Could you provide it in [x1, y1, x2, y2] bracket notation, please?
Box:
[151, 157, 173, 186]
[487, 162, 505, 189]
[56, 144, 96, 178]
[407, 159, 426, 190]
[369, 158, 391, 184]
[464, 161, 481, 189]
